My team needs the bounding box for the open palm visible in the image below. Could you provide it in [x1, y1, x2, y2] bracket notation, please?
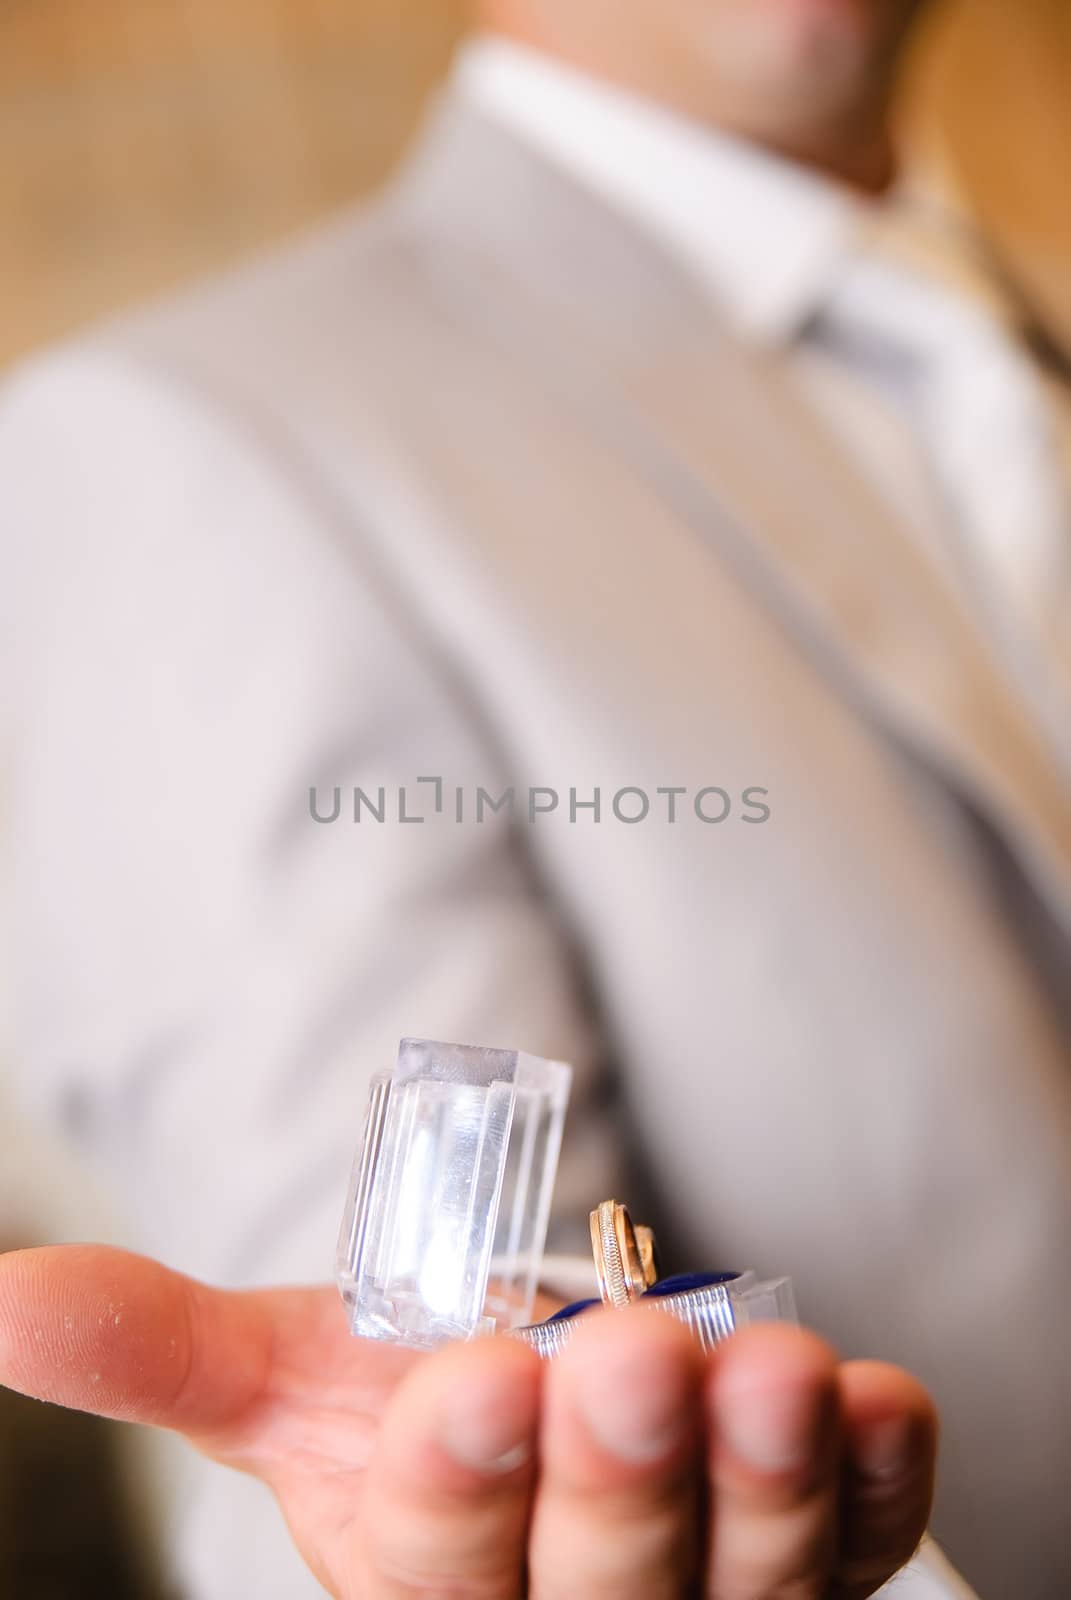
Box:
[0, 1243, 939, 1599]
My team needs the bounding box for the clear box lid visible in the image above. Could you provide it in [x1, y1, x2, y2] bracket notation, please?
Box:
[336, 1038, 572, 1349]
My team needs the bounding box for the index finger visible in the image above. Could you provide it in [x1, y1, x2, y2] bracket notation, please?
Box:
[356, 1334, 541, 1598]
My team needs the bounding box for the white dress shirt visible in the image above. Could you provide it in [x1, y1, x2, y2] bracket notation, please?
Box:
[461, 37, 938, 567]
[459, 35, 1071, 757]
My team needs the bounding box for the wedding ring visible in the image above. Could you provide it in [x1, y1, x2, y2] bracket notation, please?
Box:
[589, 1199, 659, 1307]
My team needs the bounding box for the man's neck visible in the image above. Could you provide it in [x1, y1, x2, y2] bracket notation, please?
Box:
[758, 121, 898, 197]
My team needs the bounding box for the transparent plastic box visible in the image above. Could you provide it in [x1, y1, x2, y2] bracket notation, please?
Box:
[514, 1271, 797, 1358]
[336, 1038, 572, 1349]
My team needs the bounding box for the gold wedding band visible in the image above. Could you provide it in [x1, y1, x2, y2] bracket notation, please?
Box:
[589, 1199, 659, 1307]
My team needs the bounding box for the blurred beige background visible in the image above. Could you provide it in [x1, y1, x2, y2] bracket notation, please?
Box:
[0, 0, 463, 364]
[1, 0, 1069, 367]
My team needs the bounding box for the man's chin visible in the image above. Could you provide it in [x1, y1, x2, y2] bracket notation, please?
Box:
[696, 0, 892, 130]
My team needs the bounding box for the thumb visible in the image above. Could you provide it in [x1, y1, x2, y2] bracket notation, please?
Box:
[0, 1244, 271, 1437]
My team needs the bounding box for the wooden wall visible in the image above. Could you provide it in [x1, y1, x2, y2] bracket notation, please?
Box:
[908, 0, 1071, 335]
[0, 0, 464, 362]
[1, 0, 1069, 365]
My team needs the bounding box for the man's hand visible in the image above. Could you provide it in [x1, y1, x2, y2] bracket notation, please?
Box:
[0, 1245, 936, 1598]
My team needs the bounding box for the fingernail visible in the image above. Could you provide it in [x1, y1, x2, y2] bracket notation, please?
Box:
[718, 1379, 822, 1474]
[439, 1387, 533, 1475]
[855, 1417, 911, 1479]
[578, 1349, 690, 1462]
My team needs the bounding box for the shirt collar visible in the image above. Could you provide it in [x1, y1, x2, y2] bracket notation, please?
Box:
[455, 34, 863, 346]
